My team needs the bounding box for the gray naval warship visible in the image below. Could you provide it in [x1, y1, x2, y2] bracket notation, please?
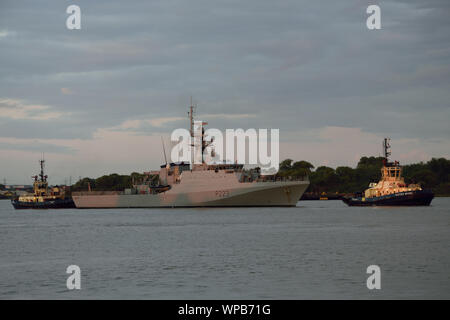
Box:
[72, 106, 309, 208]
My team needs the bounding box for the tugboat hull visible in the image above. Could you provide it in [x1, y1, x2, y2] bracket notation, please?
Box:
[342, 190, 434, 207]
[11, 198, 76, 209]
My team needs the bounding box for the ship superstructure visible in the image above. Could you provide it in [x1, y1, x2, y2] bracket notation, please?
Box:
[343, 139, 434, 206]
[72, 104, 309, 208]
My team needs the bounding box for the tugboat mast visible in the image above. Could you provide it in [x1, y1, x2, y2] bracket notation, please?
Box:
[39, 158, 47, 182]
[382, 138, 391, 166]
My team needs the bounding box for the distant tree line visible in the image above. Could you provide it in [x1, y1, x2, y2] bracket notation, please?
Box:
[277, 157, 450, 196]
[70, 157, 450, 196]
[71, 172, 146, 192]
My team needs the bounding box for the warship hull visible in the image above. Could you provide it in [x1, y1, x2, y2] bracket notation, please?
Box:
[342, 190, 434, 207]
[11, 198, 76, 209]
[72, 181, 309, 208]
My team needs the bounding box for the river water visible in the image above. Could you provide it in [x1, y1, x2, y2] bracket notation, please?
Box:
[0, 198, 449, 299]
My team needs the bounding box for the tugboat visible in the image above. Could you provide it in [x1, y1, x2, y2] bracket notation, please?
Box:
[11, 159, 75, 209]
[342, 138, 434, 206]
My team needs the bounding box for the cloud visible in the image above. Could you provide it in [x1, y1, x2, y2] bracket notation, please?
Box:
[0, 140, 74, 154]
[201, 113, 257, 120]
[281, 126, 450, 168]
[113, 119, 142, 130]
[0, 0, 449, 183]
[2, 124, 448, 185]
[0, 98, 66, 120]
[60, 87, 73, 95]
[108, 113, 259, 133]
[0, 30, 10, 38]
[147, 117, 185, 128]
[107, 117, 185, 131]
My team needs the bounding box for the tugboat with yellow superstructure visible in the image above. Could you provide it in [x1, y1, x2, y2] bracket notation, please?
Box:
[11, 159, 75, 209]
[342, 138, 434, 206]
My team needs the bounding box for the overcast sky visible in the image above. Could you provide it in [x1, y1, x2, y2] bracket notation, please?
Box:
[1, 0, 449, 184]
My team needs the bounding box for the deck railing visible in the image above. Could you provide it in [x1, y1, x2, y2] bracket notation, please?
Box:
[72, 191, 121, 196]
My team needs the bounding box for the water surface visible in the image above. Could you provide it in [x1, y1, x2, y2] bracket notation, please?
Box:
[0, 198, 449, 299]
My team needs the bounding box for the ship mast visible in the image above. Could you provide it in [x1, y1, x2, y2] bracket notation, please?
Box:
[31, 155, 48, 196]
[381, 138, 401, 179]
[187, 98, 213, 165]
[382, 138, 391, 165]
[39, 157, 47, 182]
[161, 136, 168, 165]
[188, 97, 195, 166]
[189, 96, 195, 138]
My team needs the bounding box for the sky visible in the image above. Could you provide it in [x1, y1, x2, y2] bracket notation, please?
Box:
[0, 0, 449, 185]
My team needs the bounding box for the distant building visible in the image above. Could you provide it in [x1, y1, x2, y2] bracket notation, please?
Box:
[5, 185, 33, 190]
